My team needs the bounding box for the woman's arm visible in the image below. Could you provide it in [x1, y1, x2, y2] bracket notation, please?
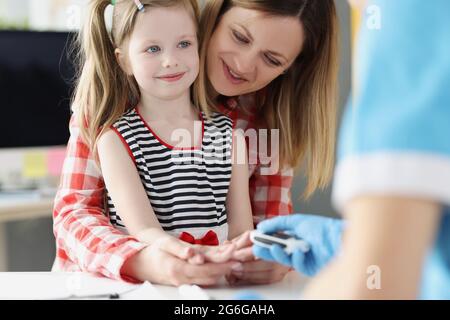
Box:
[302, 196, 441, 299]
[52, 118, 148, 282]
[226, 130, 254, 239]
[97, 129, 168, 244]
[249, 166, 294, 225]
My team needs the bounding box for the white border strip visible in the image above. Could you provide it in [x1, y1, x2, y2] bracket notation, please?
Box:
[332, 152, 450, 211]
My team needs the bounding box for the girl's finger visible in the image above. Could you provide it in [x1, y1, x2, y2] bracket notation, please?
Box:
[234, 231, 252, 249]
[157, 237, 196, 260]
[232, 247, 255, 262]
[203, 244, 236, 263]
[187, 254, 205, 265]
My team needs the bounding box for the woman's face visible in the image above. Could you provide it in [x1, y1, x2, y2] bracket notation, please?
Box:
[206, 7, 305, 97]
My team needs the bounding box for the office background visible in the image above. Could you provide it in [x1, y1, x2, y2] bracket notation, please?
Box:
[0, 0, 351, 271]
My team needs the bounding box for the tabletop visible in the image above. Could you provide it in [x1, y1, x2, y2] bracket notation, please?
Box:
[0, 271, 308, 300]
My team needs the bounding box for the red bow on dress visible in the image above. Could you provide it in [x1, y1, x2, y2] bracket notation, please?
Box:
[179, 230, 219, 246]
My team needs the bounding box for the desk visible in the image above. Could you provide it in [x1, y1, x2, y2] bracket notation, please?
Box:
[0, 192, 54, 271]
[0, 271, 307, 300]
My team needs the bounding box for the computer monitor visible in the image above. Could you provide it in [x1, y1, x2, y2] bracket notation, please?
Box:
[0, 31, 75, 148]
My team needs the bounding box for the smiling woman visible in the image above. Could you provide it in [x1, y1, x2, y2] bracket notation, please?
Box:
[195, 0, 339, 198]
[52, 0, 340, 288]
[207, 7, 304, 95]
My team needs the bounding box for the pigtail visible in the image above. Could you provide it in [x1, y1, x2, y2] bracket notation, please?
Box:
[72, 0, 138, 153]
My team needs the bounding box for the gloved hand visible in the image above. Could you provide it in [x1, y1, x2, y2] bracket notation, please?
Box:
[253, 214, 344, 277]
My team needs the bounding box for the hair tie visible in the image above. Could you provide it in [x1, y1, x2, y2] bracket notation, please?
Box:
[134, 0, 145, 12]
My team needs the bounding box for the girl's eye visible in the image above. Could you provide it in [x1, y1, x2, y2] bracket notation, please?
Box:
[147, 46, 161, 53]
[264, 54, 282, 67]
[232, 30, 250, 44]
[178, 41, 191, 49]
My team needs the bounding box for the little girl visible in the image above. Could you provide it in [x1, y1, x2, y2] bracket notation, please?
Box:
[72, 0, 254, 264]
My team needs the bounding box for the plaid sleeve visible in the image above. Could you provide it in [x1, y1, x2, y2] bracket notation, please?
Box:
[249, 167, 294, 225]
[219, 99, 294, 225]
[52, 116, 147, 283]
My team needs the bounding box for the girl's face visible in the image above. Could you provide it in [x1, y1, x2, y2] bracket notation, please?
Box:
[120, 6, 199, 101]
[206, 7, 305, 97]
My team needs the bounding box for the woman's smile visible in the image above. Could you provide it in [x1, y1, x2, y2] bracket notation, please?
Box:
[222, 59, 248, 85]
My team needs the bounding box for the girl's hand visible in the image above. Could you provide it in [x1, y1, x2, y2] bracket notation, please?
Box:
[136, 233, 236, 265]
[121, 236, 242, 286]
[225, 231, 290, 285]
[188, 242, 237, 264]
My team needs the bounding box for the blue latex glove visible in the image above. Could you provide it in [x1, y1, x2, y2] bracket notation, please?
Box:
[253, 214, 344, 277]
[233, 291, 264, 300]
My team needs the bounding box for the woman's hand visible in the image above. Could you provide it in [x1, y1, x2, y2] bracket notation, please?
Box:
[189, 242, 237, 264]
[121, 236, 241, 286]
[225, 231, 291, 285]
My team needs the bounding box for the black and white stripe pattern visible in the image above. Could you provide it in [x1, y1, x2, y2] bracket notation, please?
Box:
[106, 108, 233, 243]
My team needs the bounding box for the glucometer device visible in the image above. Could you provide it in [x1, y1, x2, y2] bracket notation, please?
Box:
[250, 230, 310, 255]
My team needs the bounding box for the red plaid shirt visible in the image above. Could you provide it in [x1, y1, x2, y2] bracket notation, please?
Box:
[52, 99, 293, 282]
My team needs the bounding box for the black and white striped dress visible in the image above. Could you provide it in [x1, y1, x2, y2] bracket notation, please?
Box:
[106, 107, 233, 243]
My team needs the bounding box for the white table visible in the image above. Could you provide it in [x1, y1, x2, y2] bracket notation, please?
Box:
[0, 271, 308, 300]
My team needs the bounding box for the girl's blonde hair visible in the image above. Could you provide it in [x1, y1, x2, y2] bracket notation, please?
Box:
[194, 0, 339, 198]
[72, 0, 200, 153]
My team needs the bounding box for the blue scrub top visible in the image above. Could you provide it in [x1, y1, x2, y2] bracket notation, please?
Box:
[332, 0, 450, 299]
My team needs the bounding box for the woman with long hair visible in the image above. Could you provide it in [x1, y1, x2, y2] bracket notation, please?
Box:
[53, 0, 339, 286]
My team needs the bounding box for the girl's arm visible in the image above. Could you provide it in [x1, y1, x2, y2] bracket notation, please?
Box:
[302, 196, 441, 299]
[226, 130, 255, 240]
[98, 129, 236, 264]
[97, 129, 168, 244]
